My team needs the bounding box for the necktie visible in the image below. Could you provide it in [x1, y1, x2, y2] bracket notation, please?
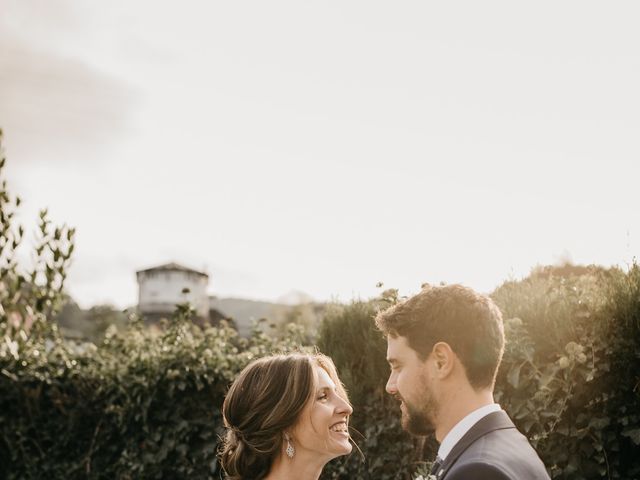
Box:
[430, 456, 444, 477]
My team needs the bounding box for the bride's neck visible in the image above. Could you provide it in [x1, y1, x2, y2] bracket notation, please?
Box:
[264, 451, 327, 480]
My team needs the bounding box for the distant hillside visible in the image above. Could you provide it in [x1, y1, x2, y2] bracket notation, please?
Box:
[54, 296, 128, 342]
[209, 297, 324, 337]
[54, 295, 325, 340]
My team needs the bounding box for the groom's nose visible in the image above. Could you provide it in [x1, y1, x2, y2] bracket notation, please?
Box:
[385, 373, 397, 395]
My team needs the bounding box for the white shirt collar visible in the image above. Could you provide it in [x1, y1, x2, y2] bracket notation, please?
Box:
[437, 403, 502, 461]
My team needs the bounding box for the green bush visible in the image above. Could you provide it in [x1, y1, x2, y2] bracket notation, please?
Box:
[492, 267, 640, 479]
[0, 129, 75, 338]
[316, 272, 640, 480]
[0, 305, 308, 479]
[3, 268, 639, 479]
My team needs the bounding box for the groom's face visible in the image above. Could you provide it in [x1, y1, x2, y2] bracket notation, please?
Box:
[385, 335, 439, 435]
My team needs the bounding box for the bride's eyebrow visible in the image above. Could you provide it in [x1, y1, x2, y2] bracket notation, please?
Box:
[316, 383, 336, 393]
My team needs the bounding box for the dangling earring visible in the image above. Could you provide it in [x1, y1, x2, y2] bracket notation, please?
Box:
[285, 435, 295, 458]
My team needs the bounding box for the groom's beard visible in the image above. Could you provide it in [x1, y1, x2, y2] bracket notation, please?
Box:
[400, 397, 436, 436]
[396, 382, 438, 436]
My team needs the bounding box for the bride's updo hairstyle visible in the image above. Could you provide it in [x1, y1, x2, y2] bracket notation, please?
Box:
[219, 353, 349, 480]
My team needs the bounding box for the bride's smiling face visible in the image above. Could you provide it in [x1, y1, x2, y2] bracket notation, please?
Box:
[291, 365, 353, 460]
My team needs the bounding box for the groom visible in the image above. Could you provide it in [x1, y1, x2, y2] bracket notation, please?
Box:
[376, 284, 550, 479]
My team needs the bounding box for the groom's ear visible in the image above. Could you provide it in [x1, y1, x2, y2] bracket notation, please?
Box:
[431, 342, 455, 379]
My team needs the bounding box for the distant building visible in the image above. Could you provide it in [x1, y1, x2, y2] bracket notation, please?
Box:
[135, 263, 319, 337]
[136, 263, 209, 320]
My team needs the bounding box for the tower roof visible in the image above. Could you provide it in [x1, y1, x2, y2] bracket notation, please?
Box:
[136, 262, 208, 278]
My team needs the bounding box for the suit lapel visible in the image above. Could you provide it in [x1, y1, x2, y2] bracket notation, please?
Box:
[436, 410, 516, 479]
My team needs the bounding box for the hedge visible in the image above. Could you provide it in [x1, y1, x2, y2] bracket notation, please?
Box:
[0, 306, 311, 479]
[321, 267, 640, 479]
[2, 266, 639, 479]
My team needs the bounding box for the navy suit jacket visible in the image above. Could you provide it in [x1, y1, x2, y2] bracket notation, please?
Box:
[435, 410, 550, 480]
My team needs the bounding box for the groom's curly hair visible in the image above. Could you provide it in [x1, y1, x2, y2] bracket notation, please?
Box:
[375, 284, 505, 390]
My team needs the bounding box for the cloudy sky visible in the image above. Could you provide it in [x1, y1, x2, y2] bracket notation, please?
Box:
[2, 1, 639, 309]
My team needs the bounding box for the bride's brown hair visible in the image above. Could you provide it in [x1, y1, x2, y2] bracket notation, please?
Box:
[219, 353, 350, 480]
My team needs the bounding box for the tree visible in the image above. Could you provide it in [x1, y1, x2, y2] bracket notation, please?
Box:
[0, 128, 75, 337]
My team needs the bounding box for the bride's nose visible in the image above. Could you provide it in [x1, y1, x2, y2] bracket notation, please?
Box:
[336, 396, 353, 415]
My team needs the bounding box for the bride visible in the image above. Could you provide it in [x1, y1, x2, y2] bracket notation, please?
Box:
[219, 352, 354, 480]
